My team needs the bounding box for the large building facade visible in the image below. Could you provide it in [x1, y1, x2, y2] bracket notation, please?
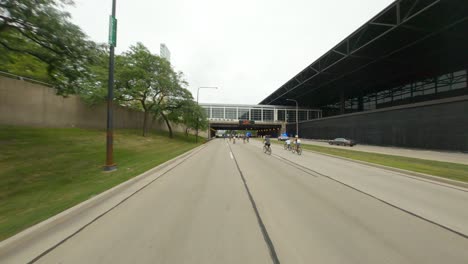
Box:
[260, 0, 468, 151]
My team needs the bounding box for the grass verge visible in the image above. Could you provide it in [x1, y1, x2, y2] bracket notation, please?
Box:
[270, 140, 468, 183]
[0, 126, 204, 241]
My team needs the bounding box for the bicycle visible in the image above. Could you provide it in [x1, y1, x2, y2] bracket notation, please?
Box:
[291, 145, 302, 155]
[263, 144, 272, 155]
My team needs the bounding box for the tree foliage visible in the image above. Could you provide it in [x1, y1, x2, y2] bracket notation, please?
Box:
[0, 0, 99, 94]
[112, 43, 173, 136]
[167, 99, 208, 137]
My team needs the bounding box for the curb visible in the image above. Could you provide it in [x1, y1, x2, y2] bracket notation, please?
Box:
[304, 149, 468, 190]
[0, 142, 208, 263]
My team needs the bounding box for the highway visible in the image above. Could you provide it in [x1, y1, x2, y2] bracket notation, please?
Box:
[7, 139, 468, 263]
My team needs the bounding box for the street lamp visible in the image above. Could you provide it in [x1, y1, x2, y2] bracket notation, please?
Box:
[286, 99, 299, 137]
[196, 86, 218, 143]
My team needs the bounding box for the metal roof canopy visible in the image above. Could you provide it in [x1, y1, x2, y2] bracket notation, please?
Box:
[260, 0, 468, 107]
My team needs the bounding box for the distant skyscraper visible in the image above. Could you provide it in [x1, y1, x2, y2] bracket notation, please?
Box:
[160, 44, 171, 62]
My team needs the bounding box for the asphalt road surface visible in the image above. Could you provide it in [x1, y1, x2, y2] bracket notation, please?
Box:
[19, 139, 468, 263]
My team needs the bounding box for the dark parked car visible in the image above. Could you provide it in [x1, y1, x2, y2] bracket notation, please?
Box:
[329, 138, 356, 146]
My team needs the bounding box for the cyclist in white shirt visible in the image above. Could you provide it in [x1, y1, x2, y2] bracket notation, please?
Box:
[294, 135, 301, 151]
[285, 138, 291, 150]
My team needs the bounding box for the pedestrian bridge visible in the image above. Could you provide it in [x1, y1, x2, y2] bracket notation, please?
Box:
[200, 103, 322, 124]
[200, 103, 322, 136]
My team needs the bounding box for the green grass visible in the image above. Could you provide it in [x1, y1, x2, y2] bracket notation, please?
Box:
[270, 140, 468, 183]
[0, 126, 204, 241]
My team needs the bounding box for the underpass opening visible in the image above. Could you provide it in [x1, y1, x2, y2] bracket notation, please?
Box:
[210, 123, 282, 138]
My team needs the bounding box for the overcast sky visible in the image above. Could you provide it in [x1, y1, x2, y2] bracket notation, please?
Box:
[67, 0, 394, 105]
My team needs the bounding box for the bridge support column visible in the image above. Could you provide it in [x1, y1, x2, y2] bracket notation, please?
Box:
[281, 122, 287, 134]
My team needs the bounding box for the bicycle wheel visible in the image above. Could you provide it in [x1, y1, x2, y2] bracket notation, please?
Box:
[266, 146, 272, 155]
[263, 146, 267, 153]
[283, 143, 287, 150]
[297, 147, 302, 155]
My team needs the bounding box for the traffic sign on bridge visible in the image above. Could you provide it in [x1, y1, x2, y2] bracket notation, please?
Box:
[239, 120, 255, 126]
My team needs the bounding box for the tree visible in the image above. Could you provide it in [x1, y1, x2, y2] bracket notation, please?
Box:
[113, 43, 172, 136]
[0, 0, 99, 94]
[168, 100, 208, 137]
[153, 72, 193, 138]
[78, 47, 110, 105]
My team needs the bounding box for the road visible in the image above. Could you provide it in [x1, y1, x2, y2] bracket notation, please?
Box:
[8, 139, 468, 263]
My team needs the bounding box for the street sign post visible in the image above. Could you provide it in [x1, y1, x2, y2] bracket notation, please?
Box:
[104, 0, 117, 172]
[108, 16, 117, 47]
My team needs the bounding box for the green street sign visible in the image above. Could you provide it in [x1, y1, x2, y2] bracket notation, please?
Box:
[108, 16, 117, 47]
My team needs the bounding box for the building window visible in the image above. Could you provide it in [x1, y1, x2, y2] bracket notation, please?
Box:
[212, 108, 224, 119]
[263, 109, 274, 121]
[298, 110, 308, 121]
[277, 110, 286, 121]
[251, 109, 262, 121]
[225, 108, 237, 119]
[238, 108, 249, 120]
[203, 107, 210, 118]
[287, 110, 296, 123]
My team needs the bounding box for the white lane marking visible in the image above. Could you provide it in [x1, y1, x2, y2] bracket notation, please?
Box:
[230, 152, 234, 159]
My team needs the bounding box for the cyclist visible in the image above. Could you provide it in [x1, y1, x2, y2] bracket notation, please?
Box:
[264, 135, 271, 148]
[294, 135, 301, 152]
[285, 138, 291, 150]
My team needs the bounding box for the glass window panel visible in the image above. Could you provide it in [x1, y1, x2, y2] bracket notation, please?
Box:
[277, 110, 285, 121]
[308, 110, 317, 119]
[287, 110, 296, 123]
[225, 108, 237, 119]
[238, 108, 249, 120]
[298, 110, 307, 121]
[452, 81, 465, 90]
[212, 108, 224, 119]
[423, 82, 435, 95]
[251, 109, 262, 121]
[203, 107, 210, 118]
[263, 109, 274, 121]
[437, 84, 450, 93]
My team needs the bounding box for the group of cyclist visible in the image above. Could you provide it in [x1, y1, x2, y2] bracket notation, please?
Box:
[263, 135, 302, 154]
[225, 133, 301, 154]
[284, 136, 301, 151]
[226, 134, 250, 144]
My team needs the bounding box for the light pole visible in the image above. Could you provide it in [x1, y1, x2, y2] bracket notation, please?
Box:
[286, 99, 299, 137]
[196, 86, 218, 143]
[104, 0, 117, 171]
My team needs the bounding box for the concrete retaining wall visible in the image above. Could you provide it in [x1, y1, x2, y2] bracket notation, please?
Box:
[0, 76, 203, 136]
[288, 96, 468, 151]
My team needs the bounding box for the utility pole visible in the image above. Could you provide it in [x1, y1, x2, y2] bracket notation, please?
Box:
[104, 0, 117, 171]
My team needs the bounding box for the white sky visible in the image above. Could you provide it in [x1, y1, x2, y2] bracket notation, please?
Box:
[67, 0, 394, 104]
